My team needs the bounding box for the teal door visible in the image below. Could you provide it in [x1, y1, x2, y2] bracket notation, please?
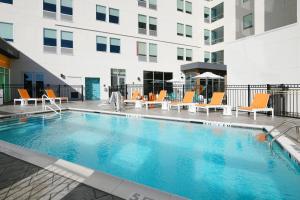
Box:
[85, 77, 100, 100]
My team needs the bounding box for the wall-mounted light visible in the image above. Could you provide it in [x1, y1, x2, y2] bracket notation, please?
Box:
[60, 74, 66, 79]
[137, 77, 141, 82]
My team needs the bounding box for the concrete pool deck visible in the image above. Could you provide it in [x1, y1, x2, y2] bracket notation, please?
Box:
[0, 101, 300, 200]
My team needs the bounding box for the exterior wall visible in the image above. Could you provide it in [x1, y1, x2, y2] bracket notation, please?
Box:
[225, 0, 299, 85]
[265, 0, 297, 31]
[226, 23, 300, 84]
[0, 0, 202, 99]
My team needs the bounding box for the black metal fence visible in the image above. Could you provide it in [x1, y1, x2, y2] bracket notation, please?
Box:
[1, 84, 84, 104]
[226, 84, 300, 118]
[109, 83, 300, 118]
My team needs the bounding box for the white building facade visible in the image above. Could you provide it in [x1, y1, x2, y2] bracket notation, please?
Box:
[0, 0, 202, 100]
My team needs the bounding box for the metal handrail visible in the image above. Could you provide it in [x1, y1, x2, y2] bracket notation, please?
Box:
[269, 125, 300, 148]
[265, 119, 297, 138]
[42, 94, 62, 115]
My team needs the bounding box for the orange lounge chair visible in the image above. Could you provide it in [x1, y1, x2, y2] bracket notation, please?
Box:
[45, 89, 68, 104]
[143, 90, 167, 109]
[14, 89, 42, 106]
[124, 90, 142, 103]
[168, 91, 195, 112]
[236, 93, 274, 120]
[192, 92, 225, 116]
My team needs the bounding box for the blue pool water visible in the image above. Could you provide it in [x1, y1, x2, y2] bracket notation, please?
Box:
[0, 111, 300, 200]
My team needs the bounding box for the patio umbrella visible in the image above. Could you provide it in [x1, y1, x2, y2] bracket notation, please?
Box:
[192, 72, 224, 101]
[193, 72, 224, 79]
[166, 79, 185, 84]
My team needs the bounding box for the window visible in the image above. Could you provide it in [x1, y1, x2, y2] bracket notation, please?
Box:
[149, 17, 157, 36]
[137, 42, 147, 62]
[204, 51, 210, 63]
[211, 26, 224, 45]
[149, 43, 157, 62]
[61, 0, 72, 15]
[243, 13, 253, 29]
[185, 25, 192, 38]
[96, 36, 107, 52]
[177, 23, 184, 36]
[177, 48, 184, 60]
[211, 3, 224, 22]
[185, 1, 192, 14]
[186, 49, 192, 61]
[143, 71, 173, 95]
[110, 38, 120, 53]
[96, 5, 106, 21]
[0, 22, 13, 42]
[211, 50, 224, 64]
[138, 0, 146, 7]
[149, 0, 157, 10]
[43, 28, 57, 46]
[177, 0, 183, 12]
[109, 8, 119, 24]
[204, 29, 210, 45]
[43, 0, 56, 13]
[204, 7, 210, 23]
[0, 0, 13, 4]
[61, 31, 73, 48]
[138, 14, 147, 34]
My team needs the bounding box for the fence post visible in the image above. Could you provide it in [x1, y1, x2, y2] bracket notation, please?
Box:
[81, 85, 84, 101]
[58, 85, 61, 97]
[182, 84, 185, 101]
[247, 84, 251, 107]
[125, 84, 128, 100]
[266, 84, 271, 116]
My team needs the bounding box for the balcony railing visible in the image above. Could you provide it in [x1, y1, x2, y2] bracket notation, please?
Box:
[138, 55, 147, 62]
[138, 28, 147, 35]
[211, 37, 224, 45]
[149, 30, 157, 36]
[211, 13, 224, 22]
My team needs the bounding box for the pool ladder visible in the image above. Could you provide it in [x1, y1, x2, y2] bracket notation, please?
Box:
[266, 119, 300, 148]
[42, 94, 62, 115]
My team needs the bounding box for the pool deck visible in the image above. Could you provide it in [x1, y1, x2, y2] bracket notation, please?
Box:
[1, 101, 300, 200]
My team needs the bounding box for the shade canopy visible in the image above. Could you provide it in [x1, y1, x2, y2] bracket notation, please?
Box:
[193, 72, 224, 79]
[166, 78, 185, 83]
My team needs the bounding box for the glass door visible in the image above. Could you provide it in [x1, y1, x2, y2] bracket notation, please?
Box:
[24, 73, 44, 98]
[35, 73, 44, 98]
[24, 72, 33, 97]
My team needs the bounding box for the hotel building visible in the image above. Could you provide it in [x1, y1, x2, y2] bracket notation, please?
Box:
[0, 0, 299, 101]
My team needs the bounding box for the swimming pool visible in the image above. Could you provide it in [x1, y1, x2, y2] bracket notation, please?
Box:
[0, 111, 299, 199]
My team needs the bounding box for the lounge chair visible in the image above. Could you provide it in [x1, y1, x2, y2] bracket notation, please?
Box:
[45, 89, 68, 104]
[236, 93, 274, 120]
[192, 92, 225, 116]
[14, 89, 42, 106]
[124, 90, 142, 103]
[168, 91, 195, 112]
[143, 90, 167, 109]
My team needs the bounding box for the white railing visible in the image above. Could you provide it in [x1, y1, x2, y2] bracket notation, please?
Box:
[42, 94, 62, 115]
